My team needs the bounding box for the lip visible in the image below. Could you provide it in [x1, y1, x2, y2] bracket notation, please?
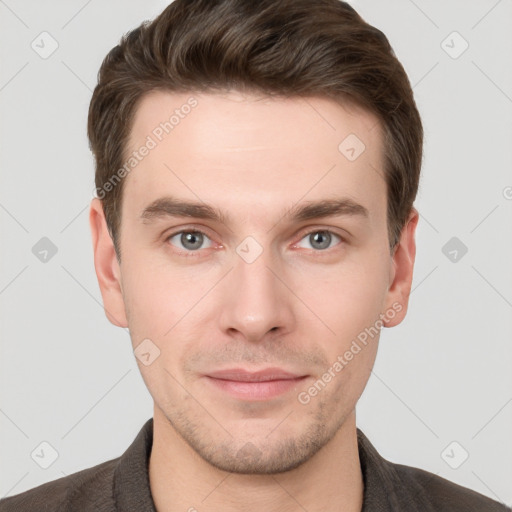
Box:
[204, 367, 308, 400]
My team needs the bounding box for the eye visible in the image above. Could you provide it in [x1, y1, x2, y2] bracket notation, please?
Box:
[167, 230, 213, 251]
[296, 230, 342, 251]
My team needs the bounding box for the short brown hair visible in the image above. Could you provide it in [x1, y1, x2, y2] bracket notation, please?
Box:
[87, 0, 423, 261]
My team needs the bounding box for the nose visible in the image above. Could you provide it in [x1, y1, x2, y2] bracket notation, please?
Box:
[218, 244, 296, 343]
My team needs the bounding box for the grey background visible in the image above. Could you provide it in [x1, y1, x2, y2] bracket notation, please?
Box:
[1, 0, 511, 505]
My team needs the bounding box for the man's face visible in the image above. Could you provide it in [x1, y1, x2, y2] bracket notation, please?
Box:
[91, 90, 416, 474]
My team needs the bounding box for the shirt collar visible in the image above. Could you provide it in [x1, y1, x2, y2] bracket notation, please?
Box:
[113, 417, 430, 511]
[114, 417, 157, 511]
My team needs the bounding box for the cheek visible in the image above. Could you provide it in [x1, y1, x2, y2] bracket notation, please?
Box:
[120, 259, 213, 388]
[121, 254, 201, 338]
[291, 254, 388, 340]
[121, 269, 166, 335]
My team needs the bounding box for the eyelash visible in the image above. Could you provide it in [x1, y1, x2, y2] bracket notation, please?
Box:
[164, 227, 345, 257]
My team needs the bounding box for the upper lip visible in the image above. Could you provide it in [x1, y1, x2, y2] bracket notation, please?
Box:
[205, 367, 305, 382]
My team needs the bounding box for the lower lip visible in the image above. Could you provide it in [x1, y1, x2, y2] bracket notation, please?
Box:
[204, 376, 307, 400]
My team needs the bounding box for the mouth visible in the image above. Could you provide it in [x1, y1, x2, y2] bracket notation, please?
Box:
[203, 367, 308, 401]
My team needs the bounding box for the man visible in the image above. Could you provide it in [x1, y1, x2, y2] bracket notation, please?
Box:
[1, 0, 509, 510]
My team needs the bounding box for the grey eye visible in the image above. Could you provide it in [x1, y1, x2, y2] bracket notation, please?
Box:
[169, 231, 212, 251]
[297, 230, 341, 250]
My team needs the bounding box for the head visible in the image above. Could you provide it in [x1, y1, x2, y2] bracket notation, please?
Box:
[88, 0, 422, 474]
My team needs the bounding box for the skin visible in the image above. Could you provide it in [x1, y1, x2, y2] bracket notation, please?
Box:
[89, 90, 418, 512]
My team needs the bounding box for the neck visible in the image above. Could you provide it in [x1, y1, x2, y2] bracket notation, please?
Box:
[148, 406, 364, 512]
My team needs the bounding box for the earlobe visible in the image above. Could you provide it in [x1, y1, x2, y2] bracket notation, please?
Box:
[382, 207, 419, 328]
[89, 198, 128, 328]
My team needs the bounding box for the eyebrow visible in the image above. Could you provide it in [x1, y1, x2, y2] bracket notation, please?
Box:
[139, 196, 369, 225]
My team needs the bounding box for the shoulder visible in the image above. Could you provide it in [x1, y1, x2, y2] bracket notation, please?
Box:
[356, 428, 510, 512]
[391, 461, 511, 511]
[0, 457, 119, 512]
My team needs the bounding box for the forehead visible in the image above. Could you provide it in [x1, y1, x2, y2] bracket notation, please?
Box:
[127, 89, 381, 152]
[122, 90, 386, 226]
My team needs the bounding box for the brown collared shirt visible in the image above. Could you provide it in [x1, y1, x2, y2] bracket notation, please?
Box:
[1, 418, 510, 511]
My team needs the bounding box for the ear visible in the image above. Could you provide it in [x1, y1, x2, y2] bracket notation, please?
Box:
[89, 197, 128, 328]
[381, 207, 419, 328]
